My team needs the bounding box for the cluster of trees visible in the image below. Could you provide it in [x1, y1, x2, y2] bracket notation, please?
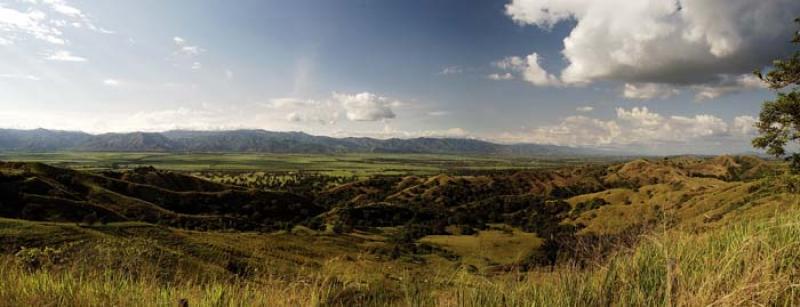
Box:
[199, 171, 361, 197]
[754, 18, 800, 172]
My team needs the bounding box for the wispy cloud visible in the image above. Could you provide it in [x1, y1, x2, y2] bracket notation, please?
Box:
[0, 74, 41, 81]
[0, 0, 111, 48]
[173, 36, 205, 56]
[488, 73, 513, 80]
[268, 97, 316, 108]
[693, 75, 767, 101]
[286, 112, 302, 122]
[0, 7, 65, 45]
[438, 66, 463, 75]
[44, 50, 87, 62]
[44, 0, 84, 18]
[427, 111, 450, 117]
[171, 36, 205, 70]
[623, 83, 680, 100]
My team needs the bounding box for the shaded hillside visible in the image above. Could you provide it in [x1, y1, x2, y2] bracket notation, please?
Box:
[164, 130, 337, 153]
[0, 154, 780, 273]
[314, 155, 774, 235]
[0, 155, 772, 236]
[0, 129, 91, 152]
[0, 128, 604, 156]
[77, 132, 178, 152]
[322, 155, 770, 208]
[0, 162, 322, 231]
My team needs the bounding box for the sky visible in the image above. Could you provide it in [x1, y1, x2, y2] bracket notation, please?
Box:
[0, 0, 799, 155]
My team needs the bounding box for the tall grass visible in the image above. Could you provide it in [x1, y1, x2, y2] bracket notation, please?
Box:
[437, 206, 800, 306]
[0, 261, 401, 307]
[2, 207, 800, 306]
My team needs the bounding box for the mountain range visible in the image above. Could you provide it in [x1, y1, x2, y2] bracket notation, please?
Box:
[0, 128, 610, 156]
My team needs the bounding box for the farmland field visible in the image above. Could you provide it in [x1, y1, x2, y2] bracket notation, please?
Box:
[0, 152, 622, 175]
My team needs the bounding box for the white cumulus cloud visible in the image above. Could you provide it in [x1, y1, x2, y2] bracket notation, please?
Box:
[333, 92, 398, 122]
[732, 115, 757, 136]
[516, 115, 621, 147]
[492, 53, 561, 86]
[504, 0, 799, 98]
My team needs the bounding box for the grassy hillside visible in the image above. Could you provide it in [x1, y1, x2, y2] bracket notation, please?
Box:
[0, 155, 796, 306]
[1, 193, 798, 306]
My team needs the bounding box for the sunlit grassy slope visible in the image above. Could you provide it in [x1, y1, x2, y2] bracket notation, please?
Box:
[566, 171, 795, 237]
[1, 193, 799, 306]
[420, 227, 542, 268]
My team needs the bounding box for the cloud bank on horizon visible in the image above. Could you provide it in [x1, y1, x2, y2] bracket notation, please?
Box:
[0, 0, 798, 154]
[500, 106, 757, 153]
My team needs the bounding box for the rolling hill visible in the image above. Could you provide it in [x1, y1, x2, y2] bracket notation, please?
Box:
[0, 155, 794, 306]
[0, 155, 774, 237]
[0, 161, 322, 231]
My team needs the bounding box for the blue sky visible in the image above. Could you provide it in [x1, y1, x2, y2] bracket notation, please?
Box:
[0, 0, 799, 154]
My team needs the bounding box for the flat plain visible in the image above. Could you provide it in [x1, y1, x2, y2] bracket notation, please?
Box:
[0, 151, 618, 174]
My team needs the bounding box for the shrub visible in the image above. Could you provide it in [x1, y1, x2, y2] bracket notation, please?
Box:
[14, 246, 68, 271]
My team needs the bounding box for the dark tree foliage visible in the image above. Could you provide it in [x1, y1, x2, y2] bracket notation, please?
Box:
[570, 198, 609, 219]
[753, 18, 800, 171]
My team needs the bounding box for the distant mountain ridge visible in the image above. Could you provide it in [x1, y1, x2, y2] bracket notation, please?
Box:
[0, 128, 610, 156]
